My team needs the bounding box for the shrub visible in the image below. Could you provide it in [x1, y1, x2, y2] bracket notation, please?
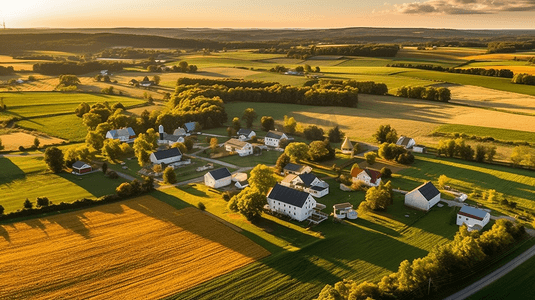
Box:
[163, 166, 177, 184]
[365, 152, 377, 165]
[18, 145, 25, 152]
[198, 202, 206, 211]
[23, 199, 33, 209]
[107, 170, 119, 179]
[380, 167, 392, 179]
[36, 197, 50, 207]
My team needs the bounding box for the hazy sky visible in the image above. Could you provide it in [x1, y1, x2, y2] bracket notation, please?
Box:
[2, 0, 535, 29]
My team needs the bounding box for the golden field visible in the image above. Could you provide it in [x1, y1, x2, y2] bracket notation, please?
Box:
[0, 196, 269, 299]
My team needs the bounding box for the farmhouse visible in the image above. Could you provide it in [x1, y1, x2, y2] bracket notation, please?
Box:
[351, 168, 382, 187]
[264, 130, 291, 148]
[150, 148, 182, 165]
[106, 127, 136, 142]
[340, 137, 354, 154]
[72, 161, 92, 174]
[224, 139, 253, 156]
[157, 125, 185, 145]
[283, 163, 312, 175]
[457, 206, 490, 231]
[280, 173, 329, 198]
[205, 168, 232, 188]
[396, 136, 416, 149]
[266, 184, 317, 222]
[404, 181, 441, 211]
[412, 144, 426, 153]
[237, 128, 256, 141]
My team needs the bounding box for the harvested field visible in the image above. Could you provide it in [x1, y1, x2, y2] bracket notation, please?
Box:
[0, 132, 64, 151]
[0, 196, 269, 300]
[127, 104, 165, 116]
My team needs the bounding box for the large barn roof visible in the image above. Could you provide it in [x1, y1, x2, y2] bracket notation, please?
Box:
[268, 184, 311, 208]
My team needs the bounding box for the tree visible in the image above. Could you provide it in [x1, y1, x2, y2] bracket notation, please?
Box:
[232, 117, 241, 131]
[283, 115, 297, 134]
[261, 116, 275, 131]
[380, 167, 392, 179]
[304, 125, 325, 140]
[178, 61, 189, 72]
[152, 75, 161, 85]
[163, 166, 177, 184]
[278, 138, 290, 149]
[36, 197, 50, 207]
[242, 108, 258, 128]
[373, 124, 398, 144]
[486, 145, 497, 162]
[227, 187, 267, 220]
[308, 140, 334, 162]
[227, 126, 235, 137]
[249, 164, 277, 194]
[0, 138, 3, 151]
[184, 136, 194, 152]
[328, 126, 345, 143]
[75, 102, 90, 117]
[59, 74, 80, 86]
[101, 139, 122, 161]
[116, 182, 133, 198]
[364, 185, 392, 211]
[295, 66, 304, 73]
[44, 147, 64, 173]
[0, 204, 4, 215]
[33, 137, 40, 149]
[172, 142, 187, 154]
[438, 175, 450, 189]
[102, 162, 108, 174]
[82, 113, 102, 130]
[23, 199, 33, 209]
[284, 142, 309, 161]
[210, 137, 219, 152]
[365, 152, 377, 165]
[438, 139, 456, 157]
[511, 146, 535, 167]
[275, 153, 291, 173]
[85, 131, 104, 151]
[475, 144, 486, 162]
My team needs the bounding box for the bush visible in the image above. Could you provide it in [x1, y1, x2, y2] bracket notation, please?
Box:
[365, 152, 377, 165]
[304, 125, 325, 141]
[23, 199, 33, 209]
[18, 146, 25, 152]
[198, 202, 206, 211]
[163, 166, 177, 184]
[107, 170, 119, 179]
[36, 197, 50, 207]
[380, 167, 392, 179]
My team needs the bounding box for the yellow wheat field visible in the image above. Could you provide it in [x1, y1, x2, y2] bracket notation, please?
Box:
[0, 196, 269, 299]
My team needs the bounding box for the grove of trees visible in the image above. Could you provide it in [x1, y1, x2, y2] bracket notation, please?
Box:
[396, 86, 451, 102]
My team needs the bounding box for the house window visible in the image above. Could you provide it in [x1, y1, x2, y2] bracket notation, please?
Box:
[466, 218, 469, 221]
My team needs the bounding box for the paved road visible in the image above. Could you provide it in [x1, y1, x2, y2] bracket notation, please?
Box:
[444, 244, 535, 300]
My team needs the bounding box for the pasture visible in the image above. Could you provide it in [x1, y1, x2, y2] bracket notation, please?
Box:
[0, 132, 64, 151]
[0, 155, 124, 214]
[435, 124, 535, 144]
[17, 114, 88, 142]
[0, 196, 269, 299]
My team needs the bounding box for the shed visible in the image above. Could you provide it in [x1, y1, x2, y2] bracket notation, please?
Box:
[283, 163, 312, 175]
[204, 168, 232, 188]
[404, 181, 441, 211]
[72, 161, 92, 174]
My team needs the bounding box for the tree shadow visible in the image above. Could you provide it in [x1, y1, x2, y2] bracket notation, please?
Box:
[0, 225, 11, 243]
[348, 217, 402, 237]
[0, 157, 25, 185]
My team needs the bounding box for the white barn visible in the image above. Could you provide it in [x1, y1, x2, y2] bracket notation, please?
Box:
[224, 138, 253, 156]
[267, 184, 317, 222]
[237, 128, 256, 141]
[204, 168, 232, 188]
[264, 130, 290, 148]
[413, 145, 426, 153]
[351, 168, 382, 187]
[396, 136, 416, 149]
[404, 181, 441, 211]
[457, 206, 490, 231]
[150, 148, 182, 165]
[280, 173, 329, 198]
[106, 127, 136, 142]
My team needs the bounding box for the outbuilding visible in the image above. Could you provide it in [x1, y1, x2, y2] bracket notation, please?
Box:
[283, 163, 312, 175]
[106, 127, 136, 142]
[204, 167, 232, 188]
[224, 138, 253, 156]
[351, 168, 382, 187]
[457, 205, 490, 231]
[72, 161, 92, 174]
[396, 136, 416, 149]
[149, 148, 182, 165]
[404, 181, 441, 211]
[264, 130, 291, 148]
[340, 137, 354, 154]
[237, 128, 256, 141]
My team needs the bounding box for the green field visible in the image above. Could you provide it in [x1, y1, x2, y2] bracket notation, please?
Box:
[0, 156, 125, 214]
[466, 253, 535, 300]
[435, 124, 535, 144]
[17, 114, 87, 141]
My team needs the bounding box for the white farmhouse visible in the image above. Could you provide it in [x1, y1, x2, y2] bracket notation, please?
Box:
[237, 128, 256, 141]
[280, 173, 329, 198]
[404, 181, 441, 211]
[149, 148, 182, 165]
[106, 127, 136, 142]
[266, 184, 317, 222]
[224, 138, 253, 156]
[351, 168, 382, 187]
[396, 136, 416, 149]
[457, 206, 490, 231]
[204, 168, 232, 188]
[264, 130, 290, 148]
[283, 163, 312, 175]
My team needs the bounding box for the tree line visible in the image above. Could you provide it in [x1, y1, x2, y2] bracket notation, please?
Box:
[396, 86, 451, 102]
[286, 44, 400, 59]
[176, 77, 278, 89]
[317, 220, 525, 300]
[33, 61, 125, 75]
[0, 66, 15, 75]
[511, 73, 535, 86]
[487, 41, 535, 53]
[318, 79, 389, 95]
[388, 63, 514, 79]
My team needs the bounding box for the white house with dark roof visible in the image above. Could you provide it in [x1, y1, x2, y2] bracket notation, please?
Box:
[150, 148, 182, 165]
[106, 127, 136, 142]
[267, 184, 317, 222]
[396, 136, 416, 149]
[283, 163, 312, 175]
[457, 206, 490, 231]
[264, 130, 291, 148]
[237, 128, 256, 141]
[404, 181, 441, 211]
[224, 138, 253, 156]
[351, 168, 382, 187]
[280, 173, 329, 198]
[204, 168, 232, 188]
[72, 161, 92, 174]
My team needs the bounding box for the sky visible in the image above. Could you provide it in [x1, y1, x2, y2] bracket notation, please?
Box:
[2, 0, 535, 29]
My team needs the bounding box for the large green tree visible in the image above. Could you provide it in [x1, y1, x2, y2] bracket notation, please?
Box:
[328, 125, 345, 143]
[242, 108, 258, 129]
[248, 164, 277, 194]
[284, 142, 309, 161]
[163, 166, 177, 184]
[260, 116, 275, 131]
[373, 124, 398, 144]
[44, 147, 64, 173]
[227, 187, 267, 220]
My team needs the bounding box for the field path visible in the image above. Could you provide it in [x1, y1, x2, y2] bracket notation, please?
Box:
[444, 244, 535, 300]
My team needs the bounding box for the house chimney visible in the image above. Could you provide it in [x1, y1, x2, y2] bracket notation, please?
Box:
[158, 125, 164, 140]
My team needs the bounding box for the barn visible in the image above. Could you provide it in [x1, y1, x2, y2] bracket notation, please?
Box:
[457, 206, 490, 231]
[72, 161, 92, 174]
[204, 168, 232, 188]
[149, 148, 182, 165]
[404, 181, 441, 211]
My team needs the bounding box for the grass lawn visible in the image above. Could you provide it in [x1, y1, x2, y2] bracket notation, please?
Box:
[0, 156, 125, 214]
[216, 149, 281, 167]
[434, 124, 535, 144]
[17, 114, 87, 142]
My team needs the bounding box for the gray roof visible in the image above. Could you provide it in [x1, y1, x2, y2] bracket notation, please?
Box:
[284, 163, 306, 172]
[237, 128, 254, 136]
[268, 184, 311, 208]
[163, 133, 184, 143]
[459, 206, 488, 221]
[152, 148, 182, 160]
[416, 181, 440, 201]
[238, 180, 249, 186]
[397, 136, 414, 147]
[310, 185, 327, 192]
[184, 122, 196, 132]
[298, 173, 318, 187]
[208, 168, 232, 180]
[266, 130, 285, 139]
[225, 138, 249, 148]
[108, 127, 136, 138]
[72, 161, 89, 169]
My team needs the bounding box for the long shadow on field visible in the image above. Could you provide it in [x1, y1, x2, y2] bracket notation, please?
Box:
[348, 217, 402, 237]
[0, 157, 26, 185]
[41, 213, 92, 239]
[0, 225, 11, 243]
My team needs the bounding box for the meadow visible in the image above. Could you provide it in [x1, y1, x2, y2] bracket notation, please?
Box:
[435, 124, 535, 144]
[0, 196, 269, 299]
[0, 155, 125, 214]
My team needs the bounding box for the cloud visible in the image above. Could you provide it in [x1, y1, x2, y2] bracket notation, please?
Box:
[394, 0, 535, 15]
